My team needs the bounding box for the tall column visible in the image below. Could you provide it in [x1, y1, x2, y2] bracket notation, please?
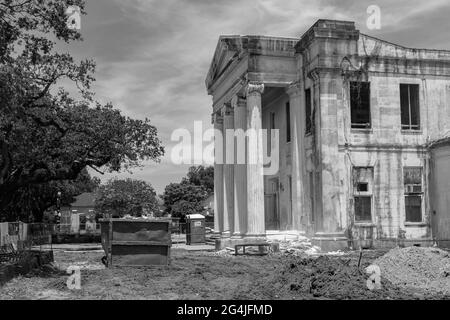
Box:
[213, 112, 224, 234]
[245, 82, 266, 237]
[286, 82, 308, 231]
[222, 104, 234, 237]
[232, 95, 247, 237]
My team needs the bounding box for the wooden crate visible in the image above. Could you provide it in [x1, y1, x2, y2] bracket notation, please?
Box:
[100, 219, 171, 267]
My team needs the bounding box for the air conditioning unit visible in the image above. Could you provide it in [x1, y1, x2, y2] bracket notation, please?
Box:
[405, 184, 422, 194]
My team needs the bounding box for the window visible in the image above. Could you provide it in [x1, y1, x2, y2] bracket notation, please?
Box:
[288, 175, 293, 214]
[305, 88, 312, 134]
[356, 182, 368, 192]
[268, 112, 275, 155]
[309, 172, 315, 223]
[350, 81, 371, 129]
[286, 102, 291, 142]
[353, 167, 374, 222]
[404, 167, 423, 222]
[400, 84, 420, 130]
[354, 197, 372, 221]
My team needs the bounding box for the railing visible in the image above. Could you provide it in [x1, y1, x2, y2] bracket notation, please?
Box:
[0, 222, 53, 264]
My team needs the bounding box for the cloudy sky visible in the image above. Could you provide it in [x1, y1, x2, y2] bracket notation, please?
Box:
[62, 0, 450, 194]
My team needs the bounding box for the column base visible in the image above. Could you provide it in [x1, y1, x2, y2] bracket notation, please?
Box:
[221, 231, 231, 238]
[215, 235, 267, 250]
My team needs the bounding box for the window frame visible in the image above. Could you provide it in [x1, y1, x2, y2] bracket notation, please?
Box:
[305, 88, 312, 135]
[400, 83, 421, 131]
[354, 195, 373, 222]
[268, 112, 275, 156]
[353, 166, 374, 223]
[403, 166, 424, 223]
[350, 81, 372, 129]
[286, 102, 291, 143]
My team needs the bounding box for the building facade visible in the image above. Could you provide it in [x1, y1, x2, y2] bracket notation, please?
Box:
[205, 19, 450, 249]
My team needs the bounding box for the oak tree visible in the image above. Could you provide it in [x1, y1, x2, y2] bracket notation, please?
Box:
[0, 1, 164, 219]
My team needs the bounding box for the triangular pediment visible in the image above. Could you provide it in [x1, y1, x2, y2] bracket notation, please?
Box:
[205, 36, 244, 92]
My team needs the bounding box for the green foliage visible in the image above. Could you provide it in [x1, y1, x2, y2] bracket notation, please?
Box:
[95, 178, 158, 218]
[162, 166, 213, 219]
[184, 165, 214, 194]
[0, 169, 99, 222]
[162, 181, 207, 219]
[0, 1, 164, 219]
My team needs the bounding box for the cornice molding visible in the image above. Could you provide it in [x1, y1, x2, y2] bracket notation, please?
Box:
[286, 81, 302, 97]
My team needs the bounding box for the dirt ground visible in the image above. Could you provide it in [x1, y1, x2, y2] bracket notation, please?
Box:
[0, 248, 448, 300]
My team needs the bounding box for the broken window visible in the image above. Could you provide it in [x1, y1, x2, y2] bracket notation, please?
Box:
[305, 88, 312, 135]
[350, 81, 371, 129]
[286, 102, 291, 142]
[400, 84, 420, 130]
[353, 167, 374, 222]
[404, 167, 423, 222]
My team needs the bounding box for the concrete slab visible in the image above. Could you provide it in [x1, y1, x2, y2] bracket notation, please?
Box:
[48, 243, 103, 251]
[171, 243, 215, 251]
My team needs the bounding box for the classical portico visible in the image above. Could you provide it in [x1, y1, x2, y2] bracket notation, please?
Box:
[206, 35, 307, 248]
[206, 19, 450, 250]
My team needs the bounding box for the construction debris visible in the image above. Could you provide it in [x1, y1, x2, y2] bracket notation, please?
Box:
[374, 246, 450, 295]
[210, 236, 349, 257]
[269, 255, 420, 300]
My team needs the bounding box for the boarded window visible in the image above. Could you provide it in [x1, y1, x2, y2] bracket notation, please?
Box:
[286, 102, 291, 142]
[353, 167, 374, 222]
[404, 167, 423, 222]
[354, 196, 372, 222]
[400, 84, 420, 130]
[305, 88, 312, 134]
[350, 82, 371, 129]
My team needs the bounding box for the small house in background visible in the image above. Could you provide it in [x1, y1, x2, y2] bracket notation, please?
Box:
[66, 192, 96, 213]
[60, 192, 98, 234]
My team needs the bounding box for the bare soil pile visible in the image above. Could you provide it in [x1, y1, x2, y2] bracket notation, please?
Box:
[374, 246, 450, 295]
[267, 255, 421, 299]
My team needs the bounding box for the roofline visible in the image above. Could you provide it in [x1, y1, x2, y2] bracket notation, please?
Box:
[360, 33, 450, 54]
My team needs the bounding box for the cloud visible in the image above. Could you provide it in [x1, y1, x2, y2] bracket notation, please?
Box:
[61, 0, 450, 193]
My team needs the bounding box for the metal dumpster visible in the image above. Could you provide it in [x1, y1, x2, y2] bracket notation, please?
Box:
[186, 214, 205, 245]
[100, 218, 171, 266]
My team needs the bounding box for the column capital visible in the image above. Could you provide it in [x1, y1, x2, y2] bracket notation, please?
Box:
[231, 95, 246, 109]
[245, 82, 264, 97]
[307, 69, 320, 82]
[212, 112, 223, 125]
[286, 81, 302, 97]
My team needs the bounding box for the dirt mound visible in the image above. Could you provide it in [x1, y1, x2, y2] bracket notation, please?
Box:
[266, 256, 420, 299]
[374, 246, 450, 295]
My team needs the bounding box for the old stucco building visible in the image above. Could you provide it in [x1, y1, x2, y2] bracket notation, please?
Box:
[205, 19, 450, 249]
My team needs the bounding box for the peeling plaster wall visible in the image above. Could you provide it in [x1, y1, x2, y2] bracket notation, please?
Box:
[312, 34, 450, 241]
[295, 22, 450, 242]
